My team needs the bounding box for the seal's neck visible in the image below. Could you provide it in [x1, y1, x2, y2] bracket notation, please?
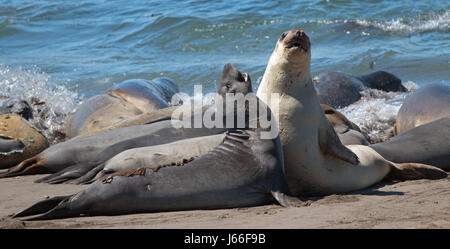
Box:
[257, 51, 313, 101]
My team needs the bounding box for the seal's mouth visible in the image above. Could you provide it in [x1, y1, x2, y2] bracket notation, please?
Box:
[280, 30, 309, 52]
[285, 41, 304, 50]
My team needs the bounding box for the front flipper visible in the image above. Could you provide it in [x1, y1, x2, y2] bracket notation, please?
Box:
[319, 120, 360, 165]
[271, 191, 306, 207]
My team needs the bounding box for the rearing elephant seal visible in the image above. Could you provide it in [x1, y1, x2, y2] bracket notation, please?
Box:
[313, 71, 407, 109]
[14, 65, 296, 220]
[256, 29, 446, 196]
[394, 83, 450, 135]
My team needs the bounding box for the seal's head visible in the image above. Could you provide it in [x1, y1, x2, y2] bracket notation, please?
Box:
[218, 63, 252, 97]
[273, 29, 311, 66]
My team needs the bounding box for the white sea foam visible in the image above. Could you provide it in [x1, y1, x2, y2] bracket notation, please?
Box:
[338, 81, 418, 143]
[0, 65, 82, 143]
[356, 10, 449, 33]
[309, 10, 449, 34]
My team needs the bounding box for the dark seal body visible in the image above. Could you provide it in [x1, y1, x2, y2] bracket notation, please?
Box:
[314, 71, 406, 109]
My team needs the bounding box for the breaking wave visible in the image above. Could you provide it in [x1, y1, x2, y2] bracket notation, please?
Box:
[0, 65, 82, 143]
[338, 81, 419, 143]
[309, 10, 449, 34]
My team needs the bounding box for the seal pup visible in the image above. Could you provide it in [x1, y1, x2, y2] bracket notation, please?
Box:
[0, 114, 48, 169]
[40, 63, 254, 184]
[321, 104, 370, 145]
[394, 83, 450, 135]
[313, 71, 407, 109]
[256, 29, 446, 196]
[14, 66, 297, 220]
[66, 78, 177, 138]
[371, 118, 450, 171]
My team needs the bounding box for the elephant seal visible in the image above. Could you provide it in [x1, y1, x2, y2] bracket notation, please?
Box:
[0, 114, 48, 169]
[321, 104, 370, 145]
[394, 83, 450, 135]
[0, 120, 172, 178]
[14, 66, 297, 220]
[371, 118, 450, 171]
[66, 78, 177, 138]
[313, 71, 407, 109]
[83, 134, 226, 184]
[256, 29, 446, 196]
[0, 98, 33, 120]
[38, 63, 254, 185]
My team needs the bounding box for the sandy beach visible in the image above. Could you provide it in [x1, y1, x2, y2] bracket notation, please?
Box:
[0, 173, 448, 229]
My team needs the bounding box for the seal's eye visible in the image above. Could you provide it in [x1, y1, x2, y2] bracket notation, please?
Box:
[280, 32, 287, 39]
[225, 83, 231, 89]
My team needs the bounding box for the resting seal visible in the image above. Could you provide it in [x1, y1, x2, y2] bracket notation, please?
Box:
[66, 78, 177, 138]
[313, 71, 407, 109]
[0, 114, 48, 169]
[371, 118, 450, 171]
[14, 65, 296, 220]
[256, 29, 446, 196]
[394, 83, 450, 135]
[39, 63, 254, 185]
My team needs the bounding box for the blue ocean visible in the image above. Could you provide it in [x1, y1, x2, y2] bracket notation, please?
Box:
[0, 0, 449, 142]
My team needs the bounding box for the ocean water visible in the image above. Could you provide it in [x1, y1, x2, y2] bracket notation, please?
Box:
[0, 0, 449, 142]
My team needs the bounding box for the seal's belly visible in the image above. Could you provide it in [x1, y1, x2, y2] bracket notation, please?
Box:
[284, 143, 390, 196]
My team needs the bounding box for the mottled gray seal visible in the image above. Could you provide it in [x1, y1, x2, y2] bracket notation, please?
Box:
[39, 63, 254, 185]
[394, 83, 450, 135]
[371, 117, 450, 171]
[256, 29, 446, 196]
[0, 114, 49, 169]
[14, 65, 296, 220]
[313, 71, 407, 109]
[66, 78, 178, 138]
[321, 104, 370, 145]
[0, 98, 33, 120]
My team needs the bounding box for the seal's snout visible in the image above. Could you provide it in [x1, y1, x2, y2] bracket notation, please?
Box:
[279, 29, 310, 52]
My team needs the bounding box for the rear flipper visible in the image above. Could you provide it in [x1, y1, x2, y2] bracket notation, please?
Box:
[386, 162, 448, 181]
[34, 163, 91, 184]
[13, 195, 71, 218]
[68, 163, 106, 185]
[0, 157, 48, 178]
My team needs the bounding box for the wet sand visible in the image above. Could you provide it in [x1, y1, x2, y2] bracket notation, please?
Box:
[0, 174, 448, 229]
